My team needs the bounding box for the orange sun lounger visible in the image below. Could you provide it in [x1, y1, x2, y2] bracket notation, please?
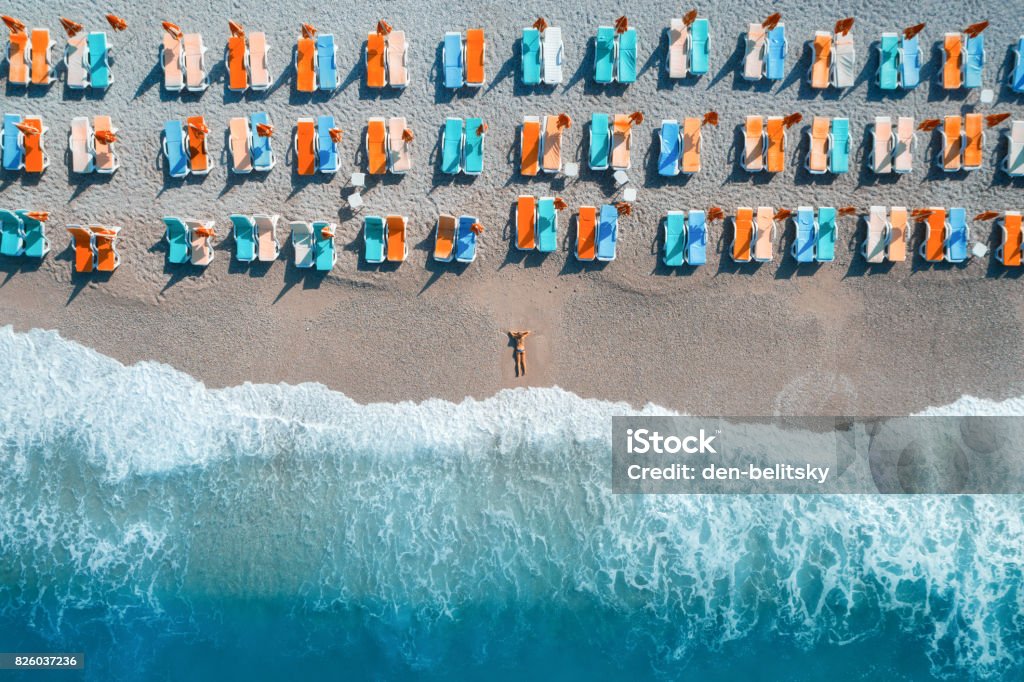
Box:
[810, 32, 832, 89]
[808, 116, 830, 173]
[8, 32, 29, 85]
[66, 225, 94, 273]
[942, 115, 962, 172]
[922, 208, 947, 262]
[517, 195, 536, 250]
[888, 206, 908, 262]
[365, 117, 388, 175]
[942, 33, 962, 89]
[682, 117, 701, 173]
[30, 29, 54, 85]
[520, 116, 541, 176]
[732, 208, 754, 261]
[91, 225, 120, 272]
[22, 116, 46, 174]
[366, 32, 386, 87]
[1000, 212, 1022, 266]
[186, 115, 211, 174]
[227, 34, 248, 91]
[385, 215, 407, 262]
[465, 28, 485, 86]
[296, 36, 316, 92]
[766, 117, 785, 173]
[576, 206, 597, 260]
[963, 113, 983, 170]
[295, 118, 316, 175]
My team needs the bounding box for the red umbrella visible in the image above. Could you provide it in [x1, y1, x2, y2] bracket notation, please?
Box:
[533, 18, 548, 32]
[774, 208, 793, 222]
[95, 130, 118, 144]
[2, 16, 25, 34]
[193, 225, 216, 238]
[615, 202, 632, 216]
[553, 197, 568, 211]
[228, 21, 245, 38]
[762, 13, 781, 30]
[628, 111, 644, 127]
[162, 22, 182, 39]
[376, 20, 392, 36]
[189, 121, 210, 136]
[702, 111, 719, 127]
[974, 211, 1000, 221]
[556, 113, 572, 129]
[476, 123, 488, 136]
[59, 18, 83, 37]
[837, 206, 858, 217]
[782, 113, 803, 129]
[614, 16, 628, 35]
[255, 123, 274, 138]
[401, 128, 414, 143]
[470, 222, 485, 235]
[106, 14, 127, 31]
[985, 113, 1011, 128]
[320, 224, 336, 238]
[834, 18, 855, 36]
[328, 128, 343, 144]
[301, 23, 317, 39]
[903, 23, 925, 40]
[964, 21, 988, 38]
[682, 10, 698, 27]
[917, 119, 941, 132]
[14, 121, 40, 135]
[707, 207, 724, 223]
[25, 211, 48, 221]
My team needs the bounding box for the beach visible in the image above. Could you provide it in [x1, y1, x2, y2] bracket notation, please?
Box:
[0, 0, 1022, 415]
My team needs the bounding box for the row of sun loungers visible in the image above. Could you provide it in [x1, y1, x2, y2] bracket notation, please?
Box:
[594, 25, 637, 84]
[295, 116, 341, 175]
[522, 25, 562, 85]
[1, 114, 48, 173]
[162, 33, 209, 92]
[877, 32, 921, 90]
[66, 224, 120, 272]
[64, 32, 112, 90]
[520, 116, 569, 176]
[0, 209, 48, 259]
[443, 29, 485, 88]
[442, 117, 485, 175]
[805, 117, 850, 174]
[667, 17, 709, 78]
[295, 32, 338, 92]
[432, 214, 480, 263]
[69, 116, 118, 174]
[515, 196, 558, 252]
[226, 30, 271, 91]
[662, 210, 706, 266]
[365, 30, 408, 88]
[589, 114, 632, 171]
[742, 116, 787, 173]
[658, 119, 702, 175]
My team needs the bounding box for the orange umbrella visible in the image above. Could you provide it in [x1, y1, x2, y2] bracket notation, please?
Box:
[162, 21, 182, 39]
[917, 119, 941, 132]
[59, 18, 83, 37]
[2, 16, 25, 34]
[903, 23, 925, 40]
[702, 111, 719, 127]
[782, 113, 803, 129]
[401, 128, 414, 143]
[614, 16, 628, 35]
[95, 130, 118, 144]
[24, 211, 48, 221]
[985, 113, 1011, 128]
[628, 111, 644, 127]
[682, 10, 698, 27]
[964, 21, 988, 38]
[376, 20, 392, 36]
[911, 208, 934, 221]
[615, 202, 632, 216]
[707, 206, 725, 223]
[553, 197, 568, 211]
[834, 18, 855, 36]
[255, 123, 274, 137]
[301, 23, 317, 39]
[533, 17, 548, 32]
[193, 225, 216, 238]
[321, 224, 336, 238]
[14, 121, 39, 135]
[556, 113, 572, 129]
[837, 206, 858, 217]
[106, 14, 128, 31]
[328, 128, 343, 144]
[974, 211, 1000, 221]
[90, 226, 117, 236]
[476, 123, 488, 136]
[762, 13, 781, 30]
[228, 21, 245, 38]
[774, 208, 793, 222]
[470, 222, 485, 235]
[189, 121, 210, 136]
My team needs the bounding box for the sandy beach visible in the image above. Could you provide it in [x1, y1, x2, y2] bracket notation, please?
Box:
[1, 0, 1023, 415]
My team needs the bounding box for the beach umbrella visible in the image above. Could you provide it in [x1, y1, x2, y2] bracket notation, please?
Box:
[774, 208, 793, 222]
[702, 111, 719, 127]
[255, 123, 274, 138]
[964, 21, 988, 38]
[476, 123, 488, 136]
[95, 130, 117, 144]
[628, 111, 644, 127]
[162, 22, 182, 39]
[903, 23, 925, 40]
[401, 128, 414, 143]
[917, 119, 941, 132]
[59, 18, 83, 37]
[320, 224, 336, 238]
[376, 20, 392, 36]
[553, 197, 568, 211]
[14, 121, 39, 135]
[762, 13, 781, 30]
[707, 207, 724, 223]
[90, 226, 117, 236]
[24, 211, 48, 221]
[682, 10, 698, 27]
[974, 211, 1000, 222]
[533, 18, 548, 32]
[228, 21, 245, 38]
[837, 206, 858, 217]
[2, 16, 25, 34]
[911, 208, 934, 221]
[985, 113, 1011, 128]
[614, 16, 628, 35]
[834, 18, 855, 36]
[328, 128, 343, 144]
[782, 113, 803, 129]
[470, 222, 485, 235]
[188, 120, 210, 136]
[193, 225, 216, 238]
[106, 14, 128, 31]
[556, 113, 572, 129]
[615, 202, 632, 216]
[301, 23, 317, 39]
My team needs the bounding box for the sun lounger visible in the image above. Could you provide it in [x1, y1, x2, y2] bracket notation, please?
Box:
[366, 32, 386, 88]
[807, 116, 830, 174]
[589, 113, 610, 170]
[66, 225, 94, 272]
[963, 113, 983, 170]
[997, 211, 1022, 266]
[668, 19, 688, 78]
[611, 115, 631, 170]
[832, 32, 855, 88]
[830, 118, 850, 173]
[810, 31, 832, 89]
[363, 215, 385, 263]
[7, 32, 29, 86]
[743, 115, 764, 172]
[871, 116, 893, 174]
[945, 207, 968, 262]
[576, 206, 597, 260]
[690, 18, 710, 75]
[248, 32, 270, 90]
[685, 210, 707, 265]
[964, 34, 983, 88]
[754, 206, 775, 261]
[443, 32, 463, 88]
[249, 112, 275, 171]
[464, 116, 484, 175]
[386, 117, 411, 174]
[316, 34, 337, 91]
[1004, 120, 1024, 177]
[887, 207, 907, 262]
[387, 30, 408, 87]
[522, 27, 542, 85]
[0, 210, 23, 257]
[230, 214, 257, 262]
[943, 33, 962, 89]
[365, 117, 388, 175]
[900, 35, 921, 89]
[183, 34, 208, 91]
[681, 117, 701, 174]
[227, 34, 249, 91]
[537, 197, 557, 253]
[434, 214, 457, 261]
[732, 208, 754, 262]
[16, 210, 48, 258]
[90, 225, 120, 272]
[254, 213, 279, 261]
[312, 221, 336, 271]
[162, 120, 188, 178]
[295, 35, 317, 92]
[294, 118, 316, 176]
[663, 211, 685, 266]
[541, 115, 563, 173]
[186, 219, 214, 266]
[186, 115, 211, 175]
[442, 117, 464, 175]
[229, 117, 253, 173]
[1012, 37, 1024, 93]
[863, 206, 888, 263]
[30, 29, 56, 85]
[465, 29, 485, 87]
[541, 26, 563, 84]
[456, 215, 479, 262]
[516, 195, 536, 250]
[93, 115, 117, 173]
[290, 221, 314, 268]
[163, 216, 190, 264]
[793, 206, 815, 262]
[596, 204, 618, 261]
[520, 116, 541, 176]
[765, 117, 785, 173]
[816, 207, 836, 262]
[87, 32, 112, 90]
[617, 28, 637, 83]
[310, 115, 336, 174]
[2, 114, 24, 171]
[766, 25, 786, 80]
[65, 36, 88, 89]
[22, 117, 47, 174]
[658, 120, 681, 176]
[385, 215, 407, 262]
[894, 116, 915, 174]
[941, 115, 963, 172]
[595, 26, 615, 83]
[743, 24, 766, 80]
[878, 33, 898, 90]
[162, 33, 184, 91]
[69, 117, 94, 174]
[920, 208, 947, 263]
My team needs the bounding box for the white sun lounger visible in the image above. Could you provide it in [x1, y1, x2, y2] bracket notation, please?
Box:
[1004, 120, 1024, 177]
[541, 27, 563, 84]
[68, 116, 94, 174]
[831, 32, 855, 88]
[862, 205, 888, 263]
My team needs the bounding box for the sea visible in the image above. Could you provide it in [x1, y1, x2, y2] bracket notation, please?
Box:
[1, 326, 1022, 681]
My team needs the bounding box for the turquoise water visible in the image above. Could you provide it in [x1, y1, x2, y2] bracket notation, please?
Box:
[1, 327, 1023, 680]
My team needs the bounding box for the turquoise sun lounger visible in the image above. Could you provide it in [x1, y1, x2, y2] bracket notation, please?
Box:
[313, 221, 336, 271]
[686, 210, 707, 265]
[663, 211, 685, 266]
[163, 216, 190, 264]
[0, 209, 23, 257]
[364, 215, 385, 263]
[589, 113, 610, 170]
[965, 34, 984, 89]
[947, 207, 968, 262]
[766, 26, 786, 80]
[899, 35, 921, 89]
[442, 117, 463, 175]
[596, 204, 618, 261]
[162, 120, 188, 178]
[230, 214, 257, 262]
[793, 207, 815, 263]
[816, 207, 836, 263]
[87, 32, 112, 90]
[1012, 37, 1024, 93]
[2, 114, 24, 172]
[315, 34, 338, 91]
[464, 117, 484, 175]
[537, 197, 557, 253]
[16, 209, 47, 258]
[522, 28, 542, 85]
[594, 27, 615, 83]
[316, 115, 339, 173]
[830, 118, 850, 173]
[456, 215, 478, 262]
[689, 18, 710, 75]
[617, 28, 637, 83]
[443, 32, 463, 88]
[250, 112, 275, 171]
[658, 120, 681, 176]
[878, 33, 899, 91]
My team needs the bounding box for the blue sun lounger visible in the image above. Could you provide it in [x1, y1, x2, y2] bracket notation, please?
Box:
[443, 32, 463, 88]
[441, 117, 463, 175]
[315, 34, 338, 91]
[163, 216, 190, 264]
[162, 120, 188, 178]
[1012, 37, 1024, 93]
[16, 209, 47, 258]
[617, 28, 638, 83]
[595, 26, 615, 83]
[87, 32, 112, 90]
[2, 114, 24, 172]
[766, 25, 786, 80]
[658, 120, 681, 176]
[663, 211, 685, 266]
[686, 210, 707, 265]
[316, 115, 339, 173]
[816, 207, 836, 262]
[456, 215, 478, 262]
[250, 112, 275, 171]
[689, 18, 710, 75]
[793, 207, 815, 263]
[830, 118, 850, 173]
[878, 33, 899, 90]
[597, 204, 618, 261]
[537, 197, 557, 253]
[313, 221, 335, 271]
[464, 117, 484, 175]
[899, 35, 921, 89]
[522, 28, 542, 85]
[230, 214, 257, 262]
[589, 113, 610, 170]
[947, 207, 968, 262]
[0, 209, 23, 257]
[965, 34, 984, 89]
[363, 215, 385, 263]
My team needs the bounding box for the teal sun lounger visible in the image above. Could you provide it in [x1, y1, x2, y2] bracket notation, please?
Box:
[313, 221, 336, 272]
[522, 28, 542, 85]
[878, 33, 899, 91]
[16, 209, 47, 258]
[689, 18, 710, 75]
[316, 115, 339, 173]
[965, 34, 984, 89]
[617, 28, 637, 83]
[830, 118, 850, 173]
[663, 211, 685, 266]
[163, 216, 190, 264]
[899, 35, 921, 89]
[441, 117, 463, 175]
[0, 209, 23, 257]
[230, 214, 257, 262]
[364, 215, 385, 263]
[589, 113, 610, 170]
[87, 32, 112, 90]
[594, 27, 615, 83]
[2, 114, 24, 172]
[537, 197, 557, 253]
[816, 207, 836, 263]
[464, 117, 484, 175]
